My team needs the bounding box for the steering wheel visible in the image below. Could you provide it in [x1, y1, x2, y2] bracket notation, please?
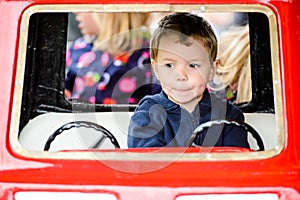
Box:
[44, 121, 120, 151]
[185, 119, 265, 151]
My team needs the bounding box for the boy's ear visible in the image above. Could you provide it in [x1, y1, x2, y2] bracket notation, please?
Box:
[209, 60, 218, 81]
[151, 59, 160, 81]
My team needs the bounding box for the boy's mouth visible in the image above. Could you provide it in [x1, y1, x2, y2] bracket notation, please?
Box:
[171, 87, 192, 92]
[172, 88, 193, 96]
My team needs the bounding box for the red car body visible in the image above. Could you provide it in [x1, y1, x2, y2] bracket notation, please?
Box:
[0, 0, 300, 199]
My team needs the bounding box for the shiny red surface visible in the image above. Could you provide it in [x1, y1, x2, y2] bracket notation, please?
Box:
[0, 0, 300, 199]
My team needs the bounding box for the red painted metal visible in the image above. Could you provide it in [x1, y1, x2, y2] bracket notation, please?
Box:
[0, 0, 300, 199]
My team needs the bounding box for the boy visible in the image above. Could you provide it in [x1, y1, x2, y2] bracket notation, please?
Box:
[127, 12, 250, 148]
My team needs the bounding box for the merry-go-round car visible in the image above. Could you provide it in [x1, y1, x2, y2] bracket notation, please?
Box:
[0, 0, 300, 199]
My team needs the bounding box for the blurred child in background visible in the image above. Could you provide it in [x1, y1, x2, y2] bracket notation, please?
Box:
[209, 25, 251, 104]
[65, 12, 160, 104]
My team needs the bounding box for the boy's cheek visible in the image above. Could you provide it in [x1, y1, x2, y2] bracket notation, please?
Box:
[159, 76, 173, 85]
[195, 69, 211, 82]
[151, 62, 160, 81]
[203, 67, 215, 82]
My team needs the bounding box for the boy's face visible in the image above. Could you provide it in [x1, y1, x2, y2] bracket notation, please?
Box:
[152, 34, 216, 111]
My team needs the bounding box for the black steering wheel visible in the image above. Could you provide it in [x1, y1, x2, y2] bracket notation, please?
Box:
[44, 121, 120, 151]
[185, 119, 265, 151]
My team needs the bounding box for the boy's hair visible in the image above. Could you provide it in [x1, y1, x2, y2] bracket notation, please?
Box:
[150, 12, 218, 61]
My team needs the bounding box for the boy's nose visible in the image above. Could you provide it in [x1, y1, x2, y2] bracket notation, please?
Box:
[175, 65, 188, 81]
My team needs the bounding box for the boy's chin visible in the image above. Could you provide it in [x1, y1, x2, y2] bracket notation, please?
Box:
[169, 96, 202, 106]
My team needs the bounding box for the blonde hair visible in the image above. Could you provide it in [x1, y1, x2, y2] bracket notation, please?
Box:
[92, 12, 151, 55]
[212, 25, 252, 104]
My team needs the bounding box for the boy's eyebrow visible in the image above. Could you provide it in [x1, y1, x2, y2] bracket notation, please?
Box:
[188, 58, 204, 62]
[161, 57, 176, 62]
[158, 57, 205, 65]
[157, 50, 208, 62]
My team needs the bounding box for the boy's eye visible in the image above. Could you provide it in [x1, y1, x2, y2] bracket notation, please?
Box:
[189, 63, 200, 68]
[164, 63, 174, 68]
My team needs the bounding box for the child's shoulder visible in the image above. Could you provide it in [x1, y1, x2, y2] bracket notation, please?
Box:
[204, 91, 243, 114]
[136, 93, 163, 109]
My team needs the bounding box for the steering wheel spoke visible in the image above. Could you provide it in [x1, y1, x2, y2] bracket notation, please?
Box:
[44, 121, 120, 151]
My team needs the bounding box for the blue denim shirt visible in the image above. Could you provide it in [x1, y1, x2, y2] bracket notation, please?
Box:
[128, 89, 250, 148]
